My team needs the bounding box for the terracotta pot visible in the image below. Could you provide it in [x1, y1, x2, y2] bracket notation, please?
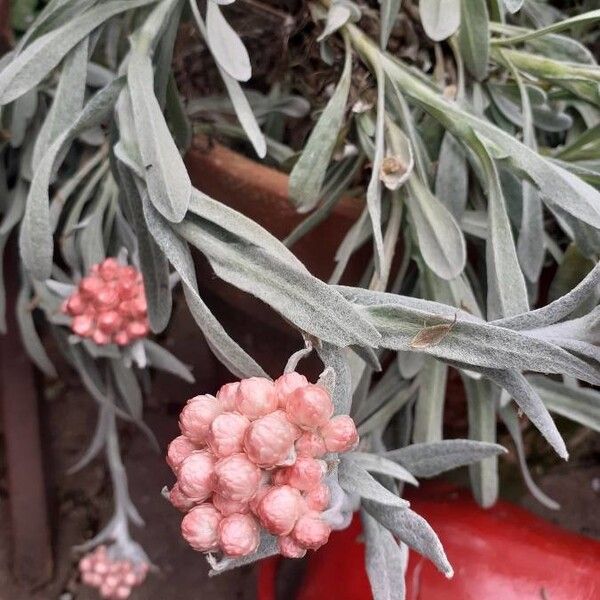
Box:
[257, 482, 600, 600]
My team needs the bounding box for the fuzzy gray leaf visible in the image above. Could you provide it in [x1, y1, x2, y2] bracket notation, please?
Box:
[420, 0, 460, 42]
[435, 132, 468, 219]
[348, 452, 418, 486]
[458, 0, 489, 81]
[379, 0, 402, 49]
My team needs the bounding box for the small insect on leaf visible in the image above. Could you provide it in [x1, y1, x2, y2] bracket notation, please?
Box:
[410, 313, 458, 349]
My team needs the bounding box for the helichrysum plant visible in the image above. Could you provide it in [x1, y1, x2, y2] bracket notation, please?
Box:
[0, 0, 599, 598]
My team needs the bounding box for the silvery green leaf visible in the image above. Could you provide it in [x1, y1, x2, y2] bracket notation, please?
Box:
[33, 37, 88, 167]
[330, 207, 371, 284]
[503, 0, 524, 13]
[175, 218, 381, 348]
[469, 133, 528, 318]
[529, 375, 600, 433]
[153, 0, 183, 107]
[363, 500, 453, 578]
[0, 0, 156, 105]
[338, 455, 409, 508]
[406, 176, 466, 280]
[79, 202, 106, 271]
[379, 0, 401, 49]
[9, 88, 38, 148]
[318, 3, 352, 42]
[458, 0, 489, 81]
[386, 439, 506, 477]
[435, 132, 468, 220]
[547, 245, 595, 305]
[141, 197, 268, 379]
[499, 403, 560, 510]
[463, 376, 498, 507]
[110, 359, 143, 420]
[419, 0, 461, 42]
[289, 39, 352, 212]
[412, 357, 447, 443]
[16, 279, 57, 378]
[347, 452, 418, 486]
[187, 1, 265, 158]
[127, 50, 191, 223]
[68, 403, 111, 474]
[477, 366, 567, 460]
[165, 76, 192, 152]
[20, 78, 123, 280]
[397, 350, 424, 378]
[362, 510, 406, 600]
[205, 0, 251, 82]
[87, 62, 115, 88]
[492, 260, 600, 330]
[117, 163, 172, 333]
[45, 279, 75, 297]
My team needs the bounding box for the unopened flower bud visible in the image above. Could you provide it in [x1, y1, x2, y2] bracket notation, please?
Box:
[321, 415, 359, 453]
[169, 484, 196, 512]
[286, 385, 333, 429]
[181, 503, 222, 552]
[178, 450, 216, 502]
[304, 482, 330, 511]
[167, 435, 197, 473]
[235, 377, 278, 419]
[95, 287, 119, 310]
[212, 494, 250, 517]
[218, 513, 260, 557]
[292, 512, 331, 550]
[278, 535, 307, 558]
[256, 485, 304, 535]
[65, 293, 86, 316]
[99, 258, 120, 280]
[216, 382, 239, 411]
[127, 320, 149, 339]
[207, 412, 250, 458]
[114, 331, 131, 346]
[79, 275, 104, 298]
[97, 310, 123, 334]
[214, 454, 261, 503]
[275, 372, 308, 409]
[244, 411, 297, 468]
[283, 457, 326, 492]
[72, 314, 94, 337]
[179, 395, 221, 445]
[295, 431, 327, 458]
[92, 329, 111, 345]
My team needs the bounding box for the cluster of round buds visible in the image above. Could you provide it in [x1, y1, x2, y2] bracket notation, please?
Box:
[166, 373, 359, 559]
[78, 545, 149, 599]
[62, 258, 149, 346]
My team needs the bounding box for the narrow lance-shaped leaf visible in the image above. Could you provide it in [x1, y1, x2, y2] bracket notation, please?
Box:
[20, 78, 125, 280]
[379, 0, 402, 49]
[318, 2, 353, 42]
[348, 452, 418, 486]
[127, 50, 191, 223]
[420, 0, 461, 42]
[289, 36, 352, 212]
[0, 0, 157, 104]
[33, 36, 89, 166]
[458, 0, 489, 81]
[435, 132, 468, 220]
[412, 357, 447, 443]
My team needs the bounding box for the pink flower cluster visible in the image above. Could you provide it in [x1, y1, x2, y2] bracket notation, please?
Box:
[78, 545, 148, 599]
[166, 374, 359, 559]
[62, 258, 149, 346]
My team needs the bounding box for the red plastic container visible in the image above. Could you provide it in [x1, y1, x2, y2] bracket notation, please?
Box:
[258, 482, 600, 600]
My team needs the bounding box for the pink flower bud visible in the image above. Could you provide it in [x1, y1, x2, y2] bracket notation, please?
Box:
[214, 453, 261, 503]
[278, 535, 307, 559]
[169, 484, 196, 512]
[79, 275, 104, 298]
[178, 450, 216, 502]
[92, 329, 111, 346]
[166, 435, 197, 473]
[244, 411, 298, 468]
[115, 586, 132, 599]
[275, 372, 308, 409]
[65, 293, 86, 316]
[127, 320, 149, 339]
[216, 382, 239, 411]
[97, 310, 123, 334]
[286, 385, 333, 429]
[304, 482, 331, 511]
[235, 377, 278, 419]
[212, 493, 250, 517]
[99, 258, 120, 280]
[218, 513, 260, 557]
[295, 431, 327, 458]
[130, 296, 147, 318]
[248, 483, 272, 513]
[207, 412, 250, 458]
[179, 395, 222, 445]
[256, 485, 304, 535]
[114, 331, 131, 346]
[283, 457, 327, 491]
[95, 287, 119, 310]
[100, 582, 116, 598]
[271, 469, 289, 486]
[181, 503, 222, 552]
[292, 512, 331, 550]
[320, 415, 359, 453]
[72, 314, 94, 337]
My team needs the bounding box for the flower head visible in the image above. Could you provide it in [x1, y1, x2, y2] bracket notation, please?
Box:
[218, 513, 260, 557]
[214, 453, 261, 503]
[181, 504, 222, 552]
[256, 485, 304, 535]
[178, 450, 216, 502]
[207, 412, 250, 458]
[179, 395, 222, 445]
[292, 512, 331, 550]
[275, 372, 309, 409]
[320, 415, 359, 453]
[244, 411, 298, 468]
[235, 377, 278, 419]
[286, 384, 333, 429]
[166, 435, 197, 474]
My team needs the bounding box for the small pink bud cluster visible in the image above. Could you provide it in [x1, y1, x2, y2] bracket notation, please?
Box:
[78, 545, 148, 599]
[62, 258, 149, 346]
[166, 374, 359, 559]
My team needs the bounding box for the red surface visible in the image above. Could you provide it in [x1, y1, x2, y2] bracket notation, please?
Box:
[258, 482, 600, 600]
